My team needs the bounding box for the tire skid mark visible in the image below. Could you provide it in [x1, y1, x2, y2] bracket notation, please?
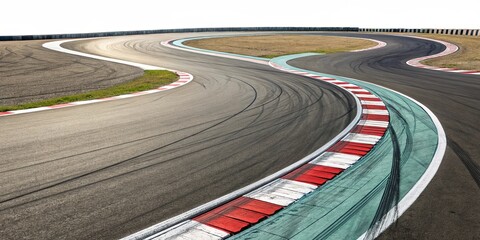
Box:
[128, 40, 389, 240]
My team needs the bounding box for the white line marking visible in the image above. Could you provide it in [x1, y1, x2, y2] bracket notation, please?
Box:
[264, 179, 317, 194]
[315, 161, 352, 169]
[361, 100, 385, 106]
[161, 40, 269, 66]
[350, 89, 370, 93]
[244, 191, 296, 206]
[358, 120, 389, 128]
[250, 181, 307, 200]
[363, 109, 389, 115]
[350, 38, 387, 52]
[9, 107, 51, 114]
[149, 220, 229, 240]
[342, 133, 381, 145]
[337, 84, 358, 88]
[43, 40, 164, 71]
[0, 39, 194, 118]
[310, 152, 361, 167]
[355, 94, 378, 98]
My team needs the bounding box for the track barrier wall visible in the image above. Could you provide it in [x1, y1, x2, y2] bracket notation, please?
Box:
[0, 27, 358, 41]
[359, 28, 480, 36]
[2, 27, 478, 41]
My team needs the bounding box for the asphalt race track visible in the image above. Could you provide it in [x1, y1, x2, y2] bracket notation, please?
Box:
[0, 40, 143, 106]
[289, 33, 480, 239]
[0, 32, 478, 239]
[0, 33, 356, 239]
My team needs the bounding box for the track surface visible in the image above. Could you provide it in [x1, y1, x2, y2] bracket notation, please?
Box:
[0, 40, 143, 106]
[289, 33, 480, 239]
[2, 32, 478, 239]
[0, 33, 356, 239]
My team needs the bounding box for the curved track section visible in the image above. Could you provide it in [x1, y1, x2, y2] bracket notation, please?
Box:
[289, 33, 480, 239]
[0, 33, 356, 240]
[0, 39, 194, 117]
[406, 35, 480, 75]
[0, 40, 142, 106]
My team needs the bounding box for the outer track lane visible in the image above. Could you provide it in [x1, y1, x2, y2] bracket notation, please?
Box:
[289, 33, 480, 239]
[0, 33, 356, 240]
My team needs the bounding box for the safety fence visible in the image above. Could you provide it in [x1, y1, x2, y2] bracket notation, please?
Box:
[360, 28, 480, 36]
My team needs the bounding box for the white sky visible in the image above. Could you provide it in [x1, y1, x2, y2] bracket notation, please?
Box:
[1, 0, 479, 35]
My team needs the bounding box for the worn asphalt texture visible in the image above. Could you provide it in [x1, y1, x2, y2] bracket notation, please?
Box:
[1, 32, 478, 239]
[0, 33, 355, 240]
[0, 40, 143, 106]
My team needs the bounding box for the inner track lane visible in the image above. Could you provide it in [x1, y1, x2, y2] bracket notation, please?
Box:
[0, 33, 356, 240]
[0, 40, 143, 105]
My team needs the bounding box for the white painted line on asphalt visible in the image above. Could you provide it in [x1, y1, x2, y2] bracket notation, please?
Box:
[156, 227, 220, 240]
[251, 182, 306, 200]
[143, 90, 162, 94]
[337, 84, 358, 88]
[310, 152, 361, 166]
[316, 77, 336, 80]
[350, 38, 387, 52]
[193, 222, 231, 238]
[328, 80, 349, 84]
[150, 220, 229, 240]
[113, 94, 136, 99]
[9, 107, 51, 114]
[244, 192, 296, 207]
[433, 68, 452, 71]
[342, 133, 382, 145]
[43, 40, 164, 71]
[314, 161, 351, 169]
[0, 39, 195, 118]
[361, 100, 385, 105]
[265, 179, 317, 194]
[448, 69, 473, 73]
[358, 120, 389, 128]
[161, 40, 269, 66]
[355, 94, 378, 98]
[70, 100, 104, 105]
[150, 220, 192, 239]
[266, 187, 306, 200]
[350, 89, 370, 93]
[362, 109, 389, 115]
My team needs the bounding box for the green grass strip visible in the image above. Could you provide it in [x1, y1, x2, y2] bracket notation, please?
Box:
[0, 70, 178, 112]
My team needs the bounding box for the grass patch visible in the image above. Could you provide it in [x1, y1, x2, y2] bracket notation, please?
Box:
[413, 34, 480, 70]
[0, 70, 178, 112]
[184, 35, 378, 59]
